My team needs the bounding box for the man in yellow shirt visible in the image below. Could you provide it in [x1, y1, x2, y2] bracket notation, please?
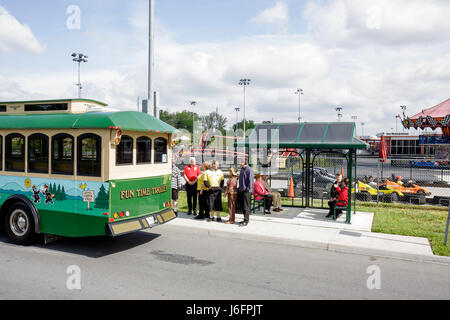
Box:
[203, 160, 224, 222]
[196, 162, 210, 220]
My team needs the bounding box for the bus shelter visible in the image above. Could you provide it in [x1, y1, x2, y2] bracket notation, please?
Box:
[237, 122, 368, 224]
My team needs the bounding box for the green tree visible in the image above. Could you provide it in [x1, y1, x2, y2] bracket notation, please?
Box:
[56, 185, 62, 201]
[232, 119, 256, 134]
[61, 186, 67, 201]
[160, 110, 200, 135]
[95, 185, 109, 209]
[201, 111, 227, 132]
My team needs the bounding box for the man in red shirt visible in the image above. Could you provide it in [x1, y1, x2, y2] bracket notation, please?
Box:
[183, 157, 201, 215]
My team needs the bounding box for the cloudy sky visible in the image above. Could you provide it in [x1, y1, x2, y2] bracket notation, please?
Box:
[0, 0, 449, 136]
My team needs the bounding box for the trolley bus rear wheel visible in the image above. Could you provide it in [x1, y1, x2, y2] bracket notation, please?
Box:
[4, 202, 37, 245]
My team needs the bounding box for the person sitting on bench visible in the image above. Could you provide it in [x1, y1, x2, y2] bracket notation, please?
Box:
[333, 178, 349, 219]
[253, 174, 273, 214]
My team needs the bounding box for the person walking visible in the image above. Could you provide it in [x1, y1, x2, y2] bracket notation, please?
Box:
[254, 174, 273, 214]
[204, 160, 224, 222]
[171, 160, 183, 216]
[262, 174, 283, 212]
[326, 173, 343, 218]
[238, 158, 254, 227]
[195, 162, 211, 220]
[183, 157, 201, 216]
[224, 167, 239, 224]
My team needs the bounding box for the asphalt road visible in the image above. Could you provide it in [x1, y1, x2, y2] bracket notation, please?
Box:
[0, 224, 449, 300]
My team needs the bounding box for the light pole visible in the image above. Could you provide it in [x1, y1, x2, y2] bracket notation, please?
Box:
[239, 79, 251, 138]
[335, 107, 343, 122]
[351, 115, 358, 135]
[190, 101, 197, 147]
[361, 122, 365, 137]
[295, 88, 304, 123]
[71, 53, 88, 98]
[395, 115, 401, 133]
[234, 107, 240, 132]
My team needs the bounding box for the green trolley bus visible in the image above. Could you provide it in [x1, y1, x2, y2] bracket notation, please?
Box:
[0, 99, 177, 244]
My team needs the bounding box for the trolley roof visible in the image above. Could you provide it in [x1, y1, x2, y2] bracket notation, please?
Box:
[0, 111, 177, 133]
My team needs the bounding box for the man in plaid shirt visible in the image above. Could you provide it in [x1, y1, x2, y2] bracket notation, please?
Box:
[172, 161, 183, 216]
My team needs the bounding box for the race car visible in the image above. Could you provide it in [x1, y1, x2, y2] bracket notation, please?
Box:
[354, 181, 404, 202]
[385, 180, 431, 196]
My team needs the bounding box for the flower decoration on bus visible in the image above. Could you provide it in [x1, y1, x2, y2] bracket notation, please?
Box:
[24, 178, 31, 189]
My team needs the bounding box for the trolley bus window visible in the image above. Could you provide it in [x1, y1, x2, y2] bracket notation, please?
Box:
[0, 105, 6, 112]
[137, 136, 151, 164]
[28, 134, 49, 174]
[154, 137, 167, 163]
[6, 134, 25, 172]
[78, 134, 101, 177]
[52, 134, 74, 175]
[116, 135, 133, 165]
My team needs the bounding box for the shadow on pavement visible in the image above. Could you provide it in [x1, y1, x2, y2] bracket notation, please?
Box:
[0, 230, 161, 259]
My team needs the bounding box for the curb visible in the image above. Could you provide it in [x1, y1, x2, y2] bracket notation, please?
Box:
[163, 221, 450, 265]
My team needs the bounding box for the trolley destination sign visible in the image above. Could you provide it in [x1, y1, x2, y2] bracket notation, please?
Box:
[120, 184, 168, 200]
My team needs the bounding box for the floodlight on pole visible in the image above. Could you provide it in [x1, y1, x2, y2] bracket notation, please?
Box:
[295, 88, 304, 123]
[239, 79, 251, 138]
[72, 53, 88, 98]
[335, 107, 343, 122]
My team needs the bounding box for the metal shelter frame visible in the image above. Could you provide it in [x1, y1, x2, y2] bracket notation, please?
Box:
[237, 122, 368, 224]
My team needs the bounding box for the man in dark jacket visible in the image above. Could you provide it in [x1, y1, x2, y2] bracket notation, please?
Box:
[238, 158, 254, 227]
[326, 173, 343, 218]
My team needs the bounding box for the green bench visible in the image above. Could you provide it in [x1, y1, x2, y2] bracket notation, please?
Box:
[251, 196, 266, 214]
[333, 201, 348, 221]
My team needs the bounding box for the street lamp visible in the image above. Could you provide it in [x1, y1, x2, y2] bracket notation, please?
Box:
[335, 107, 343, 122]
[71, 53, 88, 98]
[361, 122, 365, 137]
[234, 107, 240, 132]
[190, 101, 197, 147]
[351, 116, 358, 136]
[295, 88, 304, 123]
[239, 79, 251, 137]
[395, 115, 401, 133]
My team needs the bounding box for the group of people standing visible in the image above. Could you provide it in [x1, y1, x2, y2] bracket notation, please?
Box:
[172, 157, 271, 227]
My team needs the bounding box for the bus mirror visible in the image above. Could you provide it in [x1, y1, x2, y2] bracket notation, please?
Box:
[111, 129, 122, 145]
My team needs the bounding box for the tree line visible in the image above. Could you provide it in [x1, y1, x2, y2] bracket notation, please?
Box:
[159, 110, 256, 135]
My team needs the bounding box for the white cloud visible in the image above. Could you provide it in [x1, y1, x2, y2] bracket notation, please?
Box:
[1, 0, 450, 138]
[250, 1, 289, 30]
[0, 6, 45, 54]
[303, 0, 450, 47]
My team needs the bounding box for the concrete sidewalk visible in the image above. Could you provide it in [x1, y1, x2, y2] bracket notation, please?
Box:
[166, 208, 450, 265]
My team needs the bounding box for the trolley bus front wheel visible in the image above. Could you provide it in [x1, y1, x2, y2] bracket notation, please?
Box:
[4, 202, 37, 245]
